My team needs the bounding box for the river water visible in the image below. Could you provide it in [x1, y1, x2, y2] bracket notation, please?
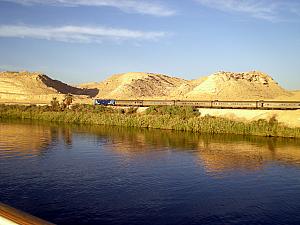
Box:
[0, 120, 300, 225]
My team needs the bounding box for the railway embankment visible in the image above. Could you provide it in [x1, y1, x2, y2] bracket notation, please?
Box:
[0, 104, 300, 139]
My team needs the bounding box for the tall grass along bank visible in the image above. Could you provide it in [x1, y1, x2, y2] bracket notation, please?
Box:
[0, 104, 299, 138]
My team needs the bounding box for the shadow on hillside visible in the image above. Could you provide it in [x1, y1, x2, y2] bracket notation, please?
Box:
[41, 76, 99, 97]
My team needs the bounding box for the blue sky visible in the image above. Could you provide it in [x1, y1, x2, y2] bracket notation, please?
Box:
[0, 0, 299, 89]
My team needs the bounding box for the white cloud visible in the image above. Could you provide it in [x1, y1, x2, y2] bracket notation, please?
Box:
[2, 0, 176, 17]
[0, 25, 167, 43]
[195, 0, 300, 22]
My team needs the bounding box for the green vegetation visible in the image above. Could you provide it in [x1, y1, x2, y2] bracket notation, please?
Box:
[0, 104, 299, 138]
[50, 97, 60, 111]
[62, 94, 73, 109]
[146, 105, 200, 118]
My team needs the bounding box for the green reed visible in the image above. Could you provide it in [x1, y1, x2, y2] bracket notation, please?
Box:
[0, 104, 299, 138]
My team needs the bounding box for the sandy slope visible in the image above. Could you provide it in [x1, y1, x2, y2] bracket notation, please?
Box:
[80, 72, 187, 99]
[275, 90, 300, 101]
[0, 71, 97, 103]
[1, 70, 294, 102]
[184, 71, 291, 100]
[81, 71, 293, 101]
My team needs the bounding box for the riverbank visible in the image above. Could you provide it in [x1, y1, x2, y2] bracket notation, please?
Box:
[0, 104, 300, 138]
[198, 108, 300, 128]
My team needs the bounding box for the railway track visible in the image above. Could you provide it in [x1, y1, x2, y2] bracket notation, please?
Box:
[94, 99, 300, 110]
[1, 100, 299, 110]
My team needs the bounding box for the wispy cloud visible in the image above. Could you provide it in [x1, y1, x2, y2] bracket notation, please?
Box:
[0, 25, 167, 43]
[2, 0, 176, 17]
[195, 0, 300, 22]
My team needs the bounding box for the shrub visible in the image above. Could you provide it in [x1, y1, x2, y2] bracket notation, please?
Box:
[126, 107, 138, 114]
[50, 97, 61, 111]
[146, 106, 200, 118]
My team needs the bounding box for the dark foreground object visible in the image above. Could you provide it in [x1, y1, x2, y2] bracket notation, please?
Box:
[0, 202, 54, 225]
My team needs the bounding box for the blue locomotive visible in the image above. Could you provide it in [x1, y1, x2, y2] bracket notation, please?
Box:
[94, 99, 116, 106]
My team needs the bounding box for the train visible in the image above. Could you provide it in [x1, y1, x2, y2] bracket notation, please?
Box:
[93, 99, 300, 110]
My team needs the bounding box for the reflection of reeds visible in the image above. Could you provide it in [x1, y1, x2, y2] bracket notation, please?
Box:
[0, 104, 300, 138]
[1, 120, 300, 172]
[80, 126, 300, 172]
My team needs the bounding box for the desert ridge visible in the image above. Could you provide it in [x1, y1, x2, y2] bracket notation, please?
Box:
[79, 72, 188, 100]
[0, 71, 98, 104]
[80, 71, 294, 101]
[182, 71, 291, 100]
[0, 70, 298, 104]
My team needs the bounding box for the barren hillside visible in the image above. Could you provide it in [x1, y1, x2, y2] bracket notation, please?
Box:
[169, 77, 207, 99]
[81, 71, 292, 101]
[275, 90, 300, 101]
[80, 72, 187, 99]
[183, 71, 291, 100]
[0, 71, 97, 103]
[0, 70, 297, 104]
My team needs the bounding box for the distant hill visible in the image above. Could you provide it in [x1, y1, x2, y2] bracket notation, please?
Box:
[0, 71, 97, 103]
[0, 70, 297, 104]
[80, 71, 292, 101]
[79, 72, 187, 99]
[183, 71, 291, 100]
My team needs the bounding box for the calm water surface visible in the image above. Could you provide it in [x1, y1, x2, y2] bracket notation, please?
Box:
[0, 120, 300, 225]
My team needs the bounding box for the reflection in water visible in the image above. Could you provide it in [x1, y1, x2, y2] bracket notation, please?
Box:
[0, 123, 52, 158]
[80, 125, 300, 173]
[0, 121, 73, 157]
[198, 138, 300, 173]
[1, 121, 300, 172]
[1, 121, 300, 225]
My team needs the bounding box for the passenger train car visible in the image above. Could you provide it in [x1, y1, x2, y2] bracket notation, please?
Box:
[93, 99, 300, 110]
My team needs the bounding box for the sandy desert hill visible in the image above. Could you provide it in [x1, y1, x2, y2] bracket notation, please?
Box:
[0, 71, 97, 103]
[278, 90, 300, 101]
[79, 72, 187, 99]
[0, 70, 298, 104]
[1, 70, 298, 127]
[182, 71, 291, 100]
[80, 70, 293, 101]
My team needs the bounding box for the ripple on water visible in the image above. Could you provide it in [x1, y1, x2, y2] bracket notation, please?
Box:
[1, 121, 300, 225]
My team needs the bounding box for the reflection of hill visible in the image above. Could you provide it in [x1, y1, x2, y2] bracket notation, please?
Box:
[197, 140, 268, 173]
[0, 122, 74, 157]
[0, 123, 53, 157]
[81, 126, 300, 172]
[1, 121, 300, 172]
[197, 136, 300, 173]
